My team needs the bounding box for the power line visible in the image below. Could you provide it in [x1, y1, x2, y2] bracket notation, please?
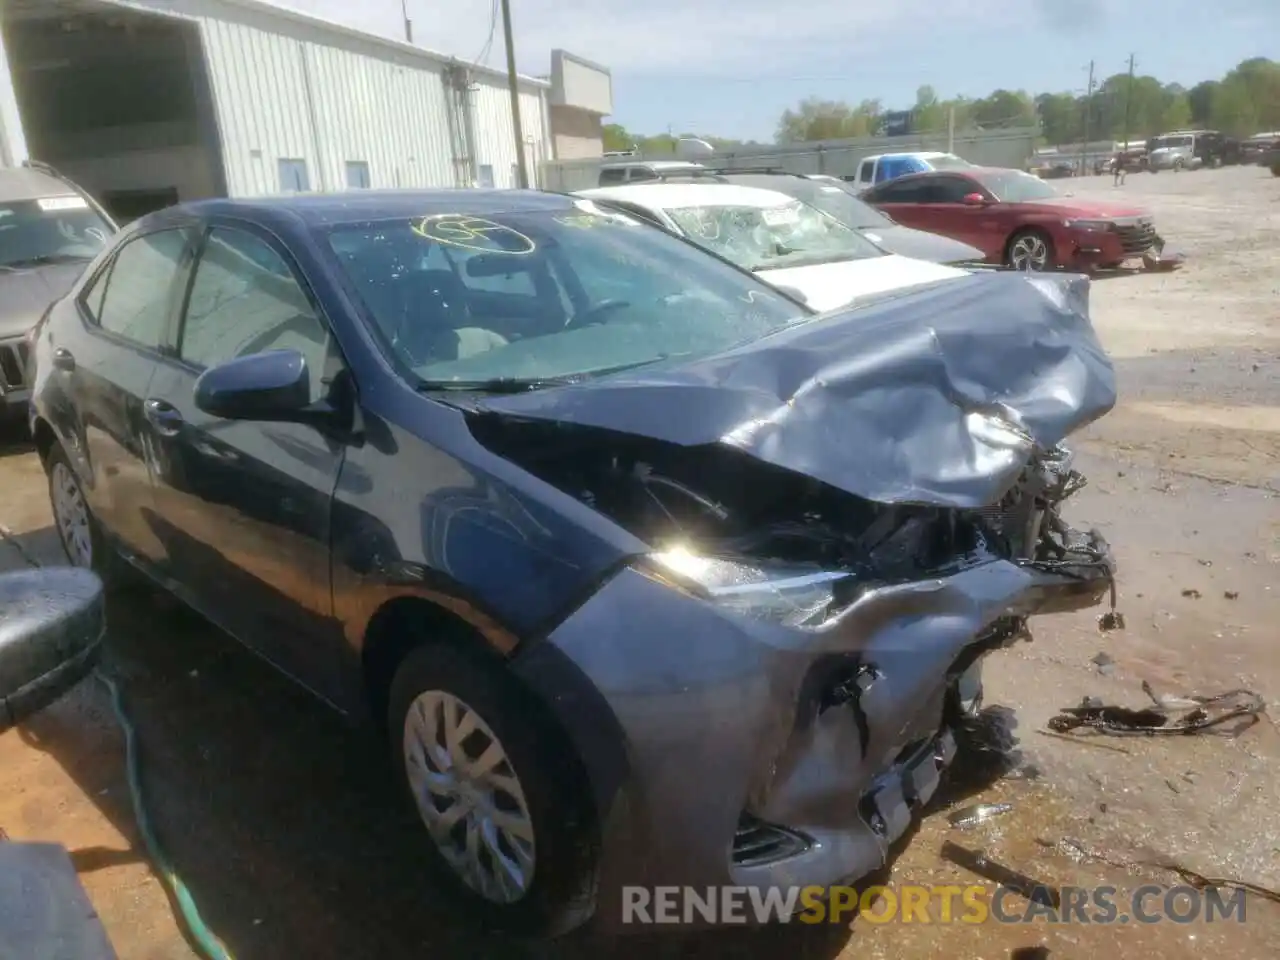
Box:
[473, 0, 499, 66]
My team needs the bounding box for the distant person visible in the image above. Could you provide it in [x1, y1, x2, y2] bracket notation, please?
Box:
[1112, 153, 1126, 186]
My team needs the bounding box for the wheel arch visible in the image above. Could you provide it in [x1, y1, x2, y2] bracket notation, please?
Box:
[30, 416, 58, 467]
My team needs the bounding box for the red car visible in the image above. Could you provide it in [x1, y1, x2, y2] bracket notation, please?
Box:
[862, 167, 1157, 271]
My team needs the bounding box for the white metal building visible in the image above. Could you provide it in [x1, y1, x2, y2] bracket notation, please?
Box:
[0, 0, 609, 221]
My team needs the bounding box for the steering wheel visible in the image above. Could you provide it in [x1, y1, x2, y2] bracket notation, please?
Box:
[566, 298, 630, 328]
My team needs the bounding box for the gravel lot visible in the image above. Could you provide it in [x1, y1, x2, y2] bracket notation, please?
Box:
[1, 165, 1277, 960]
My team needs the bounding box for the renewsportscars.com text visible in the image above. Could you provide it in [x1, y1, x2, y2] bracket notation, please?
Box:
[621, 884, 1249, 925]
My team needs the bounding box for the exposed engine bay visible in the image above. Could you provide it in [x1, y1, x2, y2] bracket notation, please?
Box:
[469, 415, 1112, 604]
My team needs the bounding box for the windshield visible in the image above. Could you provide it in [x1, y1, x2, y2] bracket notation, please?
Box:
[926, 154, 972, 171]
[664, 199, 885, 271]
[973, 170, 1061, 203]
[801, 185, 893, 229]
[323, 201, 809, 389]
[0, 197, 112, 268]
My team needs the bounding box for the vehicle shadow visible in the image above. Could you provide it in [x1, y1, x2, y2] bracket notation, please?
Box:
[0, 419, 33, 459]
[6, 523, 1018, 960]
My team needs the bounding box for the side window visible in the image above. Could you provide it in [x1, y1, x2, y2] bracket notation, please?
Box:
[94, 229, 189, 348]
[872, 179, 925, 203]
[180, 227, 331, 400]
[858, 160, 874, 184]
[80, 262, 111, 322]
[598, 168, 627, 185]
[626, 167, 658, 183]
[928, 178, 975, 203]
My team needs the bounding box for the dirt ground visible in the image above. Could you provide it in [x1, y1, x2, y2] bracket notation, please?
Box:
[1, 165, 1277, 960]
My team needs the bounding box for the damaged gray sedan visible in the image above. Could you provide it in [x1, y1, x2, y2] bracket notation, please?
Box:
[29, 190, 1115, 939]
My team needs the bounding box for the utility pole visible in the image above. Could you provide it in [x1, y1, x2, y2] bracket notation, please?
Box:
[400, 0, 413, 43]
[501, 0, 530, 188]
[1080, 59, 1096, 173]
[1120, 53, 1136, 149]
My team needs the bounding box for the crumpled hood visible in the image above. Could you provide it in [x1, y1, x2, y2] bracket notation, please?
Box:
[473, 270, 1116, 508]
[0, 262, 85, 339]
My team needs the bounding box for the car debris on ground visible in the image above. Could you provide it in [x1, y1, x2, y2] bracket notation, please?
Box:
[1047, 685, 1266, 737]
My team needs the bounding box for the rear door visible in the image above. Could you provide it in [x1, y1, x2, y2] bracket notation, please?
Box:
[142, 218, 348, 701]
[917, 175, 1004, 256]
[864, 176, 935, 230]
[59, 226, 194, 567]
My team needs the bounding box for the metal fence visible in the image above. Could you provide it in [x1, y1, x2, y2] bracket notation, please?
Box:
[539, 126, 1040, 192]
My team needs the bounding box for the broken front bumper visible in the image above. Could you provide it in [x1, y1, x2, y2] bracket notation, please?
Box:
[513, 531, 1115, 935]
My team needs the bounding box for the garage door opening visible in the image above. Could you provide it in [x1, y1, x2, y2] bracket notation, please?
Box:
[2, 0, 226, 223]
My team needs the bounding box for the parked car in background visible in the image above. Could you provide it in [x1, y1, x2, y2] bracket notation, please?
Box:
[863, 167, 1158, 271]
[597, 160, 704, 185]
[1262, 142, 1280, 176]
[578, 182, 969, 310]
[0, 161, 117, 423]
[28, 187, 1117, 937]
[1242, 131, 1280, 166]
[654, 169, 987, 265]
[848, 151, 972, 191]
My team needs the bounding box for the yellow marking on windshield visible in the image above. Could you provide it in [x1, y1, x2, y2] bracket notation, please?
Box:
[411, 214, 536, 254]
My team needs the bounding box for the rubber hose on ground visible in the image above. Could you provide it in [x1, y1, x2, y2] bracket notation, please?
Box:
[95, 668, 235, 960]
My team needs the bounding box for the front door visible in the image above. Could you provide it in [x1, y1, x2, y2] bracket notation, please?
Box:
[142, 220, 348, 701]
[62, 227, 194, 566]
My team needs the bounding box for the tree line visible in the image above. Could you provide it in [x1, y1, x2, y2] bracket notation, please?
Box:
[604, 57, 1280, 152]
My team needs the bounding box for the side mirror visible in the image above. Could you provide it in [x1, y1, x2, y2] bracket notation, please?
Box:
[962, 193, 987, 206]
[0, 567, 104, 734]
[194, 349, 313, 423]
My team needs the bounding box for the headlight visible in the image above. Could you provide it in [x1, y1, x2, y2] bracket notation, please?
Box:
[645, 545, 848, 627]
[1064, 219, 1114, 232]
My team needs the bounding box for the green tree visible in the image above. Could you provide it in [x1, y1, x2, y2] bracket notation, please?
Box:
[1160, 93, 1193, 132]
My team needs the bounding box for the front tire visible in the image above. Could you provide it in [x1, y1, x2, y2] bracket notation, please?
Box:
[1005, 228, 1055, 271]
[388, 643, 596, 937]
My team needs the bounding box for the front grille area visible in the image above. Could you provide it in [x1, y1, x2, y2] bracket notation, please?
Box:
[0, 338, 29, 391]
[731, 814, 809, 866]
[1115, 220, 1157, 255]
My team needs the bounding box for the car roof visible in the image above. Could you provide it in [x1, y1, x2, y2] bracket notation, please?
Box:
[599, 160, 703, 170]
[0, 166, 84, 204]
[133, 188, 581, 231]
[863, 151, 956, 162]
[578, 182, 796, 209]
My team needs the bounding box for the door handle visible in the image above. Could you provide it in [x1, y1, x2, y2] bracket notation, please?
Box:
[143, 398, 185, 437]
[52, 348, 75, 372]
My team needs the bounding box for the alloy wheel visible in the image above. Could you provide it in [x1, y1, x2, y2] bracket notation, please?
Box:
[50, 461, 93, 568]
[403, 689, 536, 904]
[1009, 234, 1050, 271]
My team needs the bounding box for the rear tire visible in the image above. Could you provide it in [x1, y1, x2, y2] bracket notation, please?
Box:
[388, 643, 596, 937]
[45, 445, 130, 588]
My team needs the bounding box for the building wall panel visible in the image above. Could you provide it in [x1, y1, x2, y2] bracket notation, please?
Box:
[469, 81, 549, 189]
[133, 0, 550, 197]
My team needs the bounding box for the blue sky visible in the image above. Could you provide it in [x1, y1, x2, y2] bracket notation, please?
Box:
[283, 0, 1277, 141]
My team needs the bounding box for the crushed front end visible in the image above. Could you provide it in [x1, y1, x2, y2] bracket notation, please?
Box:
[500, 424, 1113, 934]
